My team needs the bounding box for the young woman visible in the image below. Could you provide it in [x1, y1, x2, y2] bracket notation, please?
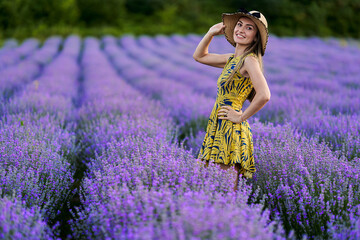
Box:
[193, 9, 271, 191]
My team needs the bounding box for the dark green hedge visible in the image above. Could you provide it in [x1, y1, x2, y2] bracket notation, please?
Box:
[0, 0, 359, 40]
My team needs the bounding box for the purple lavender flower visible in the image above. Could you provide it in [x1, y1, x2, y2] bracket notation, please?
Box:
[0, 196, 57, 239]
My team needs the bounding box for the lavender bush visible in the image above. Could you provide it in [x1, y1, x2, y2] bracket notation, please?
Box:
[0, 35, 80, 227]
[248, 121, 360, 239]
[0, 60, 40, 101]
[0, 38, 39, 71]
[0, 196, 57, 240]
[327, 204, 360, 240]
[0, 39, 17, 51]
[71, 183, 285, 240]
[0, 99, 76, 222]
[0, 36, 61, 102]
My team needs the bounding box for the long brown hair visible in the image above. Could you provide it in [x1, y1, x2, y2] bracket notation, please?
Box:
[224, 20, 264, 102]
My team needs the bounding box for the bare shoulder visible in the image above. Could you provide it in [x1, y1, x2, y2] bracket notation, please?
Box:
[244, 54, 259, 64]
[243, 54, 260, 69]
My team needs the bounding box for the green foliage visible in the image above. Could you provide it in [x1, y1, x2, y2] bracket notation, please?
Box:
[0, 0, 359, 39]
[0, 0, 79, 27]
[76, 0, 125, 25]
[125, 0, 165, 15]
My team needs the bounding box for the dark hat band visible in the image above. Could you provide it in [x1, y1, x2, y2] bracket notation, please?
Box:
[237, 8, 261, 18]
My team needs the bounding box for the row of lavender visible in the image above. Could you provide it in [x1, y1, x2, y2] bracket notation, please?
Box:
[68, 37, 283, 239]
[0, 36, 81, 239]
[98, 35, 360, 239]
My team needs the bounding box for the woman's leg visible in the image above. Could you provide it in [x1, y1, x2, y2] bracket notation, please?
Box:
[216, 162, 241, 192]
[233, 163, 241, 192]
[199, 160, 242, 192]
[198, 158, 210, 168]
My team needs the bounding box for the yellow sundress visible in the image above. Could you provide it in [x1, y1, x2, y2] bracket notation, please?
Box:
[197, 53, 255, 178]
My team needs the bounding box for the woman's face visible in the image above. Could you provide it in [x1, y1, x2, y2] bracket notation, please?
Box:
[233, 17, 258, 47]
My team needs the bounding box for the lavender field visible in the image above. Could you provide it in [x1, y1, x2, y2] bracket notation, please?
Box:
[0, 34, 359, 240]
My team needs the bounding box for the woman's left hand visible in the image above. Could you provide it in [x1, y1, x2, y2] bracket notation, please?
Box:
[218, 106, 243, 124]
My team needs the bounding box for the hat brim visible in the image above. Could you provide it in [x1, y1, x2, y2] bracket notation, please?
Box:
[222, 12, 268, 56]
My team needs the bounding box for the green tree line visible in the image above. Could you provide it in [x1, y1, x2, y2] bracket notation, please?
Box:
[0, 0, 359, 40]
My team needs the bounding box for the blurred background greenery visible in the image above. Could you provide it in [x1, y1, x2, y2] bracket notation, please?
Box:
[0, 0, 359, 40]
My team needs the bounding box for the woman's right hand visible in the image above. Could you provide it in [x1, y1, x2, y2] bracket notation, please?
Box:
[208, 22, 225, 36]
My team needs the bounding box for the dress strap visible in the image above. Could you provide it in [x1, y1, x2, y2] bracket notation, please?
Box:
[245, 52, 257, 58]
[229, 53, 256, 62]
[226, 54, 235, 64]
[225, 53, 257, 69]
[235, 52, 257, 58]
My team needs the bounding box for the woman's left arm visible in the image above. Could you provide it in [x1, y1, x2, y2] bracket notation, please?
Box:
[218, 55, 270, 123]
[218, 56, 270, 123]
[238, 55, 270, 122]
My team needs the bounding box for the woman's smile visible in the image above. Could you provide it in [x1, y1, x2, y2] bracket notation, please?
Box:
[235, 33, 245, 39]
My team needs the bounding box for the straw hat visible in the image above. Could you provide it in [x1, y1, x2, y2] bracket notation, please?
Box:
[222, 9, 268, 55]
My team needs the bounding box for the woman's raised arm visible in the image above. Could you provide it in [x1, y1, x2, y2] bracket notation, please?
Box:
[193, 22, 233, 68]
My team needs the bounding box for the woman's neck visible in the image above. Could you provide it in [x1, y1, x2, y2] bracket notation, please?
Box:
[234, 44, 249, 58]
